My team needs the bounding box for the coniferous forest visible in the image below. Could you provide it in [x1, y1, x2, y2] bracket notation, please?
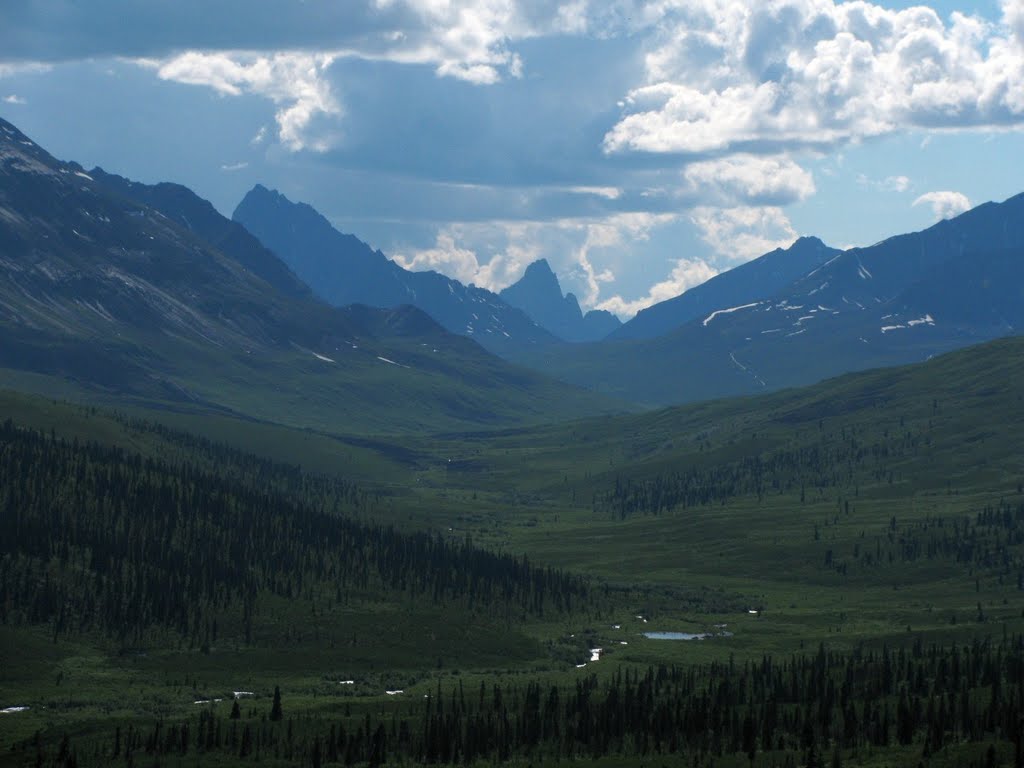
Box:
[2, 335, 1024, 768]
[11, 637, 1024, 766]
[0, 418, 589, 649]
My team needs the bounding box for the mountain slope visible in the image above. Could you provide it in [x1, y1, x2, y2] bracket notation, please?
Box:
[499, 259, 621, 342]
[435, 333, 1024, 510]
[612, 236, 839, 340]
[232, 185, 556, 354]
[87, 169, 312, 299]
[0, 117, 621, 433]
[507, 195, 1024, 405]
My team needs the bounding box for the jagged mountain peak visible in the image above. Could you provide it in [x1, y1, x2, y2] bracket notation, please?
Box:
[232, 187, 555, 353]
[0, 117, 617, 432]
[500, 261, 620, 343]
[522, 258, 556, 278]
[504, 260, 566, 305]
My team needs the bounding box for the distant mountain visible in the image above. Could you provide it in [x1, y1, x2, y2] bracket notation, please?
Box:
[508, 194, 1024, 405]
[232, 185, 555, 354]
[498, 259, 621, 342]
[612, 236, 839, 340]
[0, 117, 621, 433]
[87, 170, 311, 300]
[580, 308, 622, 340]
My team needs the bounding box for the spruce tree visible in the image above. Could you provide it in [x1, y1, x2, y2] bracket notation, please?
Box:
[270, 686, 283, 722]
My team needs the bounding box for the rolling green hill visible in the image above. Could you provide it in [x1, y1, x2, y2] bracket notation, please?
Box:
[2, 337, 1024, 766]
[3, 115, 1024, 768]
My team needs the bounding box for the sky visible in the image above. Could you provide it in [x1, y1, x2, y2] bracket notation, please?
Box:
[2, 0, 1023, 319]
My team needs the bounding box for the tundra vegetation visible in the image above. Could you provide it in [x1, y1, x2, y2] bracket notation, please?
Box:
[2, 337, 1024, 767]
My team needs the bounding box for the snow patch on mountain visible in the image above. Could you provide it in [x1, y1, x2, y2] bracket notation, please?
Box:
[703, 302, 761, 327]
[882, 315, 935, 333]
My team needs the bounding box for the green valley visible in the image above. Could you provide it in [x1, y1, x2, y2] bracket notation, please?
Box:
[2, 337, 1023, 767]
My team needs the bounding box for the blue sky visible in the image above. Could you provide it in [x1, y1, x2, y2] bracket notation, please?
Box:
[2, 0, 1022, 317]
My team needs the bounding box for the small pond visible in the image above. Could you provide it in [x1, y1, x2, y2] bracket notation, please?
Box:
[643, 630, 734, 640]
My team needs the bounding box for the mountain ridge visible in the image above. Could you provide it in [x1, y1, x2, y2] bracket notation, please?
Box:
[233, 185, 558, 355]
[499, 258, 621, 342]
[506, 193, 1024, 405]
[612, 236, 840, 341]
[0, 116, 623, 433]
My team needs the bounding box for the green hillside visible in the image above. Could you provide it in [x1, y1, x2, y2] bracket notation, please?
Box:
[2, 337, 1024, 766]
[420, 336, 1024, 637]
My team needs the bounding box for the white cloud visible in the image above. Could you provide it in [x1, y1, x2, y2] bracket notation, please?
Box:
[604, 1, 1024, 156]
[1005, 0, 1024, 46]
[564, 212, 676, 304]
[250, 125, 268, 146]
[220, 161, 249, 172]
[370, 0, 534, 83]
[0, 62, 52, 79]
[885, 175, 911, 193]
[393, 223, 537, 290]
[146, 52, 341, 152]
[596, 258, 718, 318]
[394, 231, 491, 285]
[3, 95, 26, 105]
[690, 206, 798, 263]
[682, 154, 815, 205]
[392, 212, 677, 310]
[566, 185, 622, 200]
[856, 173, 911, 192]
[913, 190, 972, 220]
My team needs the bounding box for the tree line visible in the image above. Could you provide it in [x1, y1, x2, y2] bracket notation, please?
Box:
[599, 420, 932, 519]
[19, 636, 1024, 767]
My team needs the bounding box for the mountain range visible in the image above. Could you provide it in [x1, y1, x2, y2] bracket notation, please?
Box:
[507, 193, 1024, 404]
[2, 112, 1022, 422]
[498, 258, 620, 342]
[611, 236, 840, 341]
[233, 185, 562, 353]
[0, 117, 620, 433]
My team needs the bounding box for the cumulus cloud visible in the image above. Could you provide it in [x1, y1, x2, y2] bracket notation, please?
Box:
[373, 0, 531, 84]
[913, 190, 972, 220]
[690, 206, 798, 263]
[393, 231, 492, 285]
[564, 212, 676, 304]
[604, 1, 1024, 156]
[596, 258, 718, 318]
[682, 154, 815, 206]
[1005, 0, 1024, 46]
[146, 52, 341, 151]
[392, 212, 677, 311]
[393, 223, 539, 291]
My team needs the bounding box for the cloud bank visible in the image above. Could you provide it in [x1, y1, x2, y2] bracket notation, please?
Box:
[603, 0, 1024, 156]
